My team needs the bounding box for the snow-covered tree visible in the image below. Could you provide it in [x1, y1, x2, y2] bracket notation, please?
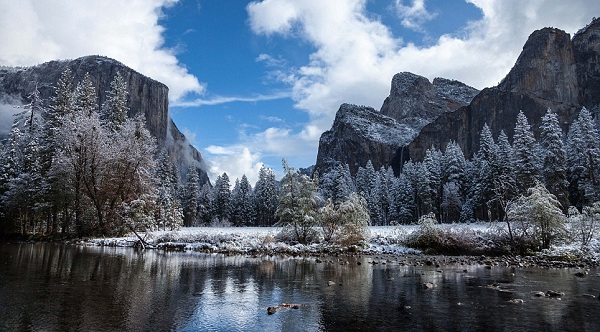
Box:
[231, 175, 254, 226]
[197, 183, 214, 225]
[513, 111, 541, 194]
[101, 72, 129, 131]
[540, 109, 569, 210]
[182, 166, 200, 227]
[506, 182, 566, 251]
[254, 165, 279, 226]
[276, 160, 321, 244]
[74, 73, 97, 116]
[566, 107, 600, 208]
[212, 172, 232, 223]
[568, 203, 600, 247]
[390, 173, 415, 224]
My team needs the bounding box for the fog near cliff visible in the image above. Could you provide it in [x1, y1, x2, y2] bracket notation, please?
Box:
[0, 101, 22, 136]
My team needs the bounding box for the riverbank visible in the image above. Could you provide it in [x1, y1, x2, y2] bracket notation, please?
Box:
[82, 224, 600, 269]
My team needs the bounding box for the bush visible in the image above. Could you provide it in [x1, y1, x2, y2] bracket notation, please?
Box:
[403, 214, 510, 255]
[506, 182, 566, 252]
[319, 193, 370, 245]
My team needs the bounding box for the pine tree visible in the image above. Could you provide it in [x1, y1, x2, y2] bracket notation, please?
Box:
[155, 151, 183, 230]
[74, 73, 97, 116]
[197, 183, 214, 225]
[540, 109, 569, 211]
[566, 107, 600, 207]
[254, 165, 278, 226]
[101, 72, 129, 131]
[401, 160, 421, 218]
[462, 124, 497, 221]
[390, 173, 415, 224]
[332, 164, 352, 206]
[231, 175, 254, 226]
[212, 172, 232, 223]
[182, 166, 200, 227]
[513, 111, 541, 194]
[276, 160, 320, 243]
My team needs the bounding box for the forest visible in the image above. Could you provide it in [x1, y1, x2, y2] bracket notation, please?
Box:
[1, 68, 600, 250]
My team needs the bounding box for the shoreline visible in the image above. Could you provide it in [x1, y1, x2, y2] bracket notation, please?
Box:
[3, 224, 599, 269]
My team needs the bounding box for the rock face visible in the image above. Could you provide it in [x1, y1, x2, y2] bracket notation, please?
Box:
[315, 104, 416, 174]
[407, 19, 600, 163]
[381, 72, 478, 127]
[315, 73, 477, 174]
[0, 55, 209, 185]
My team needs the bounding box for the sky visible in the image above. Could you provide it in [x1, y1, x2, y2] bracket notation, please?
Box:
[1, 0, 599, 185]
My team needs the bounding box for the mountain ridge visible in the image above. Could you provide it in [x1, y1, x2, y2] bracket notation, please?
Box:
[0, 55, 210, 185]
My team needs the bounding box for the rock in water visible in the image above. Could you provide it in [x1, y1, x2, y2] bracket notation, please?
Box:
[423, 282, 436, 289]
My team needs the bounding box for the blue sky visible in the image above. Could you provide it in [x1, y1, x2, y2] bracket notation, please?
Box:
[1, 0, 599, 185]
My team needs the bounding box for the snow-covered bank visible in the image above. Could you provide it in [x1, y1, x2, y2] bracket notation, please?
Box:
[89, 226, 418, 255]
[85, 223, 600, 267]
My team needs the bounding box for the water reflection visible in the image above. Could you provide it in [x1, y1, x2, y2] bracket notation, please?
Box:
[1, 243, 599, 331]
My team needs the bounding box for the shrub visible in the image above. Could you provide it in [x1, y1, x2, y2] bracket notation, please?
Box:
[506, 182, 566, 252]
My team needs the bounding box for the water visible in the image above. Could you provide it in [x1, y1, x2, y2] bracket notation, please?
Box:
[1, 243, 599, 331]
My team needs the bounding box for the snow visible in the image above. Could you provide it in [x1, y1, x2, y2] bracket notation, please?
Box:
[87, 222, 506, 256]
[85, 222, 600, 263]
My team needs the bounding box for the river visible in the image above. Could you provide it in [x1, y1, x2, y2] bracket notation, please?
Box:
[1, 243, 599, 331]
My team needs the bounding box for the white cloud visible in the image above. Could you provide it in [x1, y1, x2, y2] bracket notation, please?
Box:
[172, 91, 291, 107]
[203, 122, 320, 183]
[205, 145, 264, 186]
[0, 0, 203, 102]
[247, 0, 600, 157]
[395, 0, 437, 32]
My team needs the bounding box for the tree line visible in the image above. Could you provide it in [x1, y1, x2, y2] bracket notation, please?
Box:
[2, 67, 600, 241]
[317, 107, 600, 228]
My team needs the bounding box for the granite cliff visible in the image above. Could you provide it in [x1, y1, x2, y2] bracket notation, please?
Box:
[407, 18, 600, 163]
[315, 72, 478, 174]
[316, 18, 600, 174]
[0, 55, 209, 185]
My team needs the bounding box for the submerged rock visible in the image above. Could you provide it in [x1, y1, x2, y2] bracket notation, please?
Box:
[545, 290, 564, 298]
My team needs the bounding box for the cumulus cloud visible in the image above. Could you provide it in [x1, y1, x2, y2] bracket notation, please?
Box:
[395, 0, 437, 32]
[0, 0, 203, 102]
[205, 145, 264, 186]
[243, 0, 600, 174]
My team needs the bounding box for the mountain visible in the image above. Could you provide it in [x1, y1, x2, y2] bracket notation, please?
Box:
[406, 18, 600, 163]
[315, 72, 478, 174]
[0, 55, 210, 185]
[316, 18, 600, 175]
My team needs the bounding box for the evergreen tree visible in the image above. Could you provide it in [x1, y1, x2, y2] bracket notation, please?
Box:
[254, 165, 278, 226]
[212, 172, 232, 223]
[462, 124, 497, 221]
[197, 183, 214, 225]
[441, 141, 466, 222]
[101, 72, 129, 131]
[276, 160, 320, 243]
[540, 109, 569, 211]
[231, 175, 254, 226]
[155, 151, 183, 230]
[566, 107, 600, 207]
[332, 164, 353, 206]
[401, 160, 421, 218]
[74, 73, 97, 116]
[182, 166, 200, 227]
[513, 111, 541, 194]
[390, 173, 415, 224]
